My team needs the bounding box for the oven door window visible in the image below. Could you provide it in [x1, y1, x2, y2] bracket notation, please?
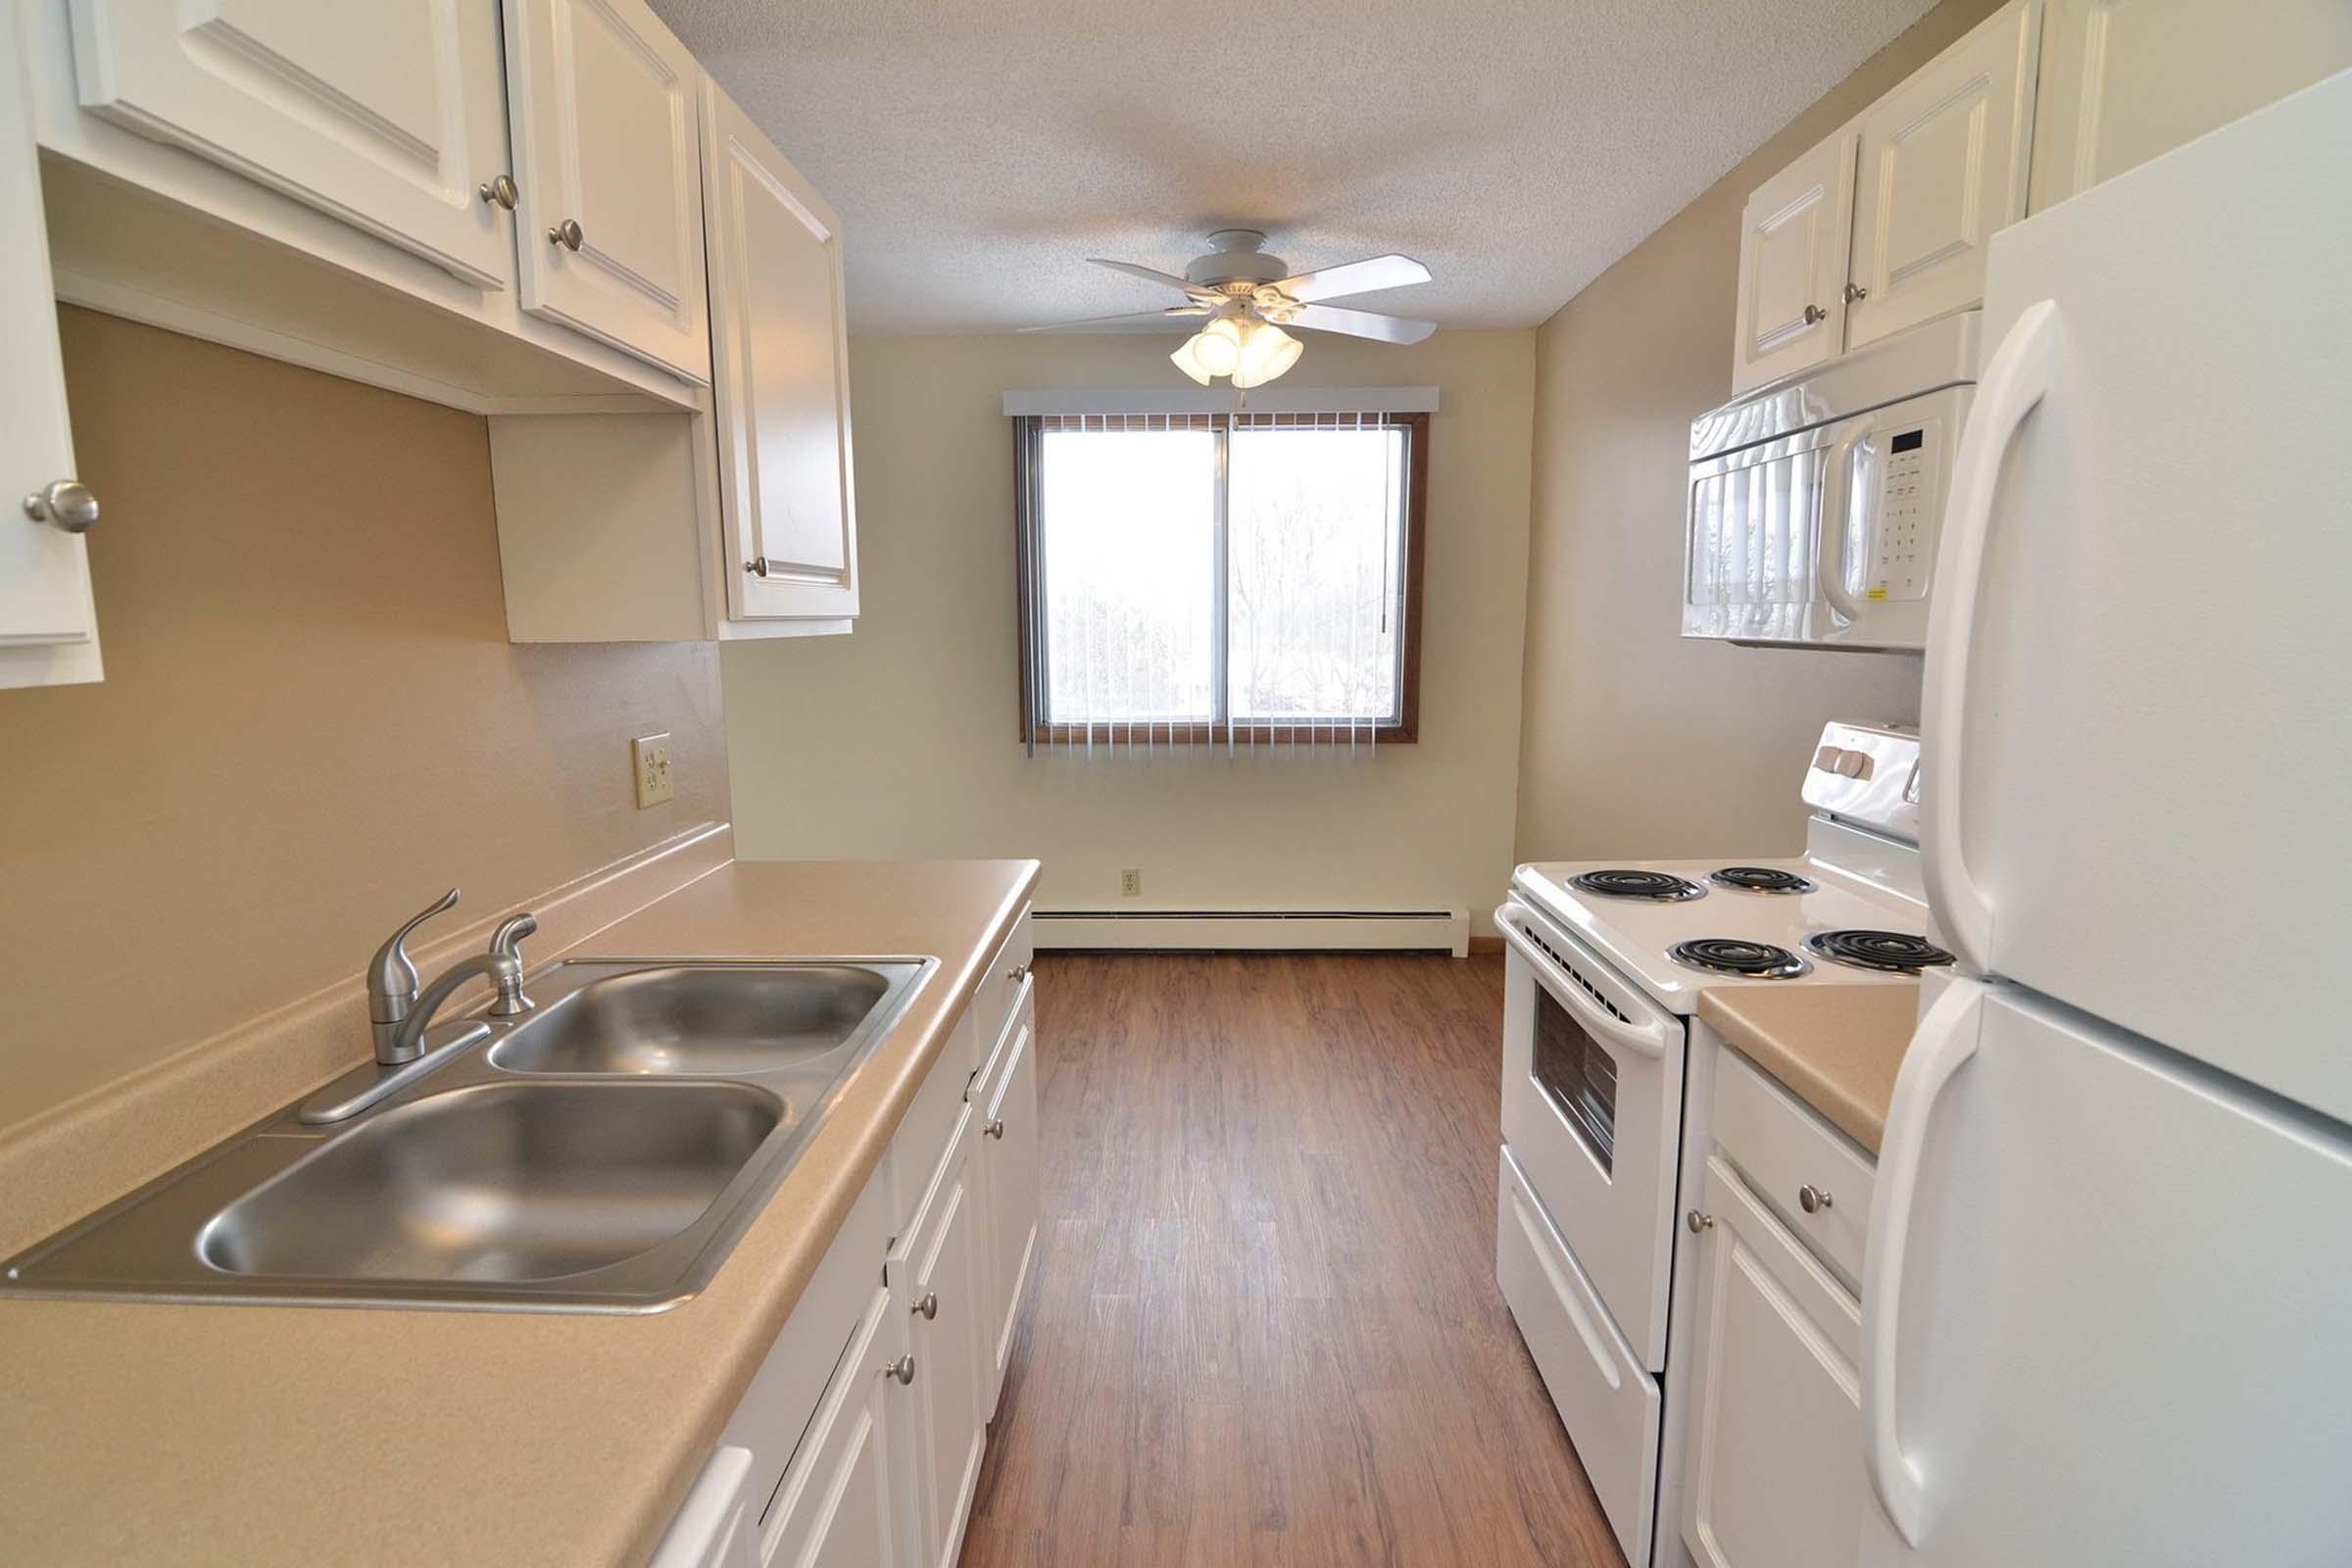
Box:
[1532, 987, 1617, 1175]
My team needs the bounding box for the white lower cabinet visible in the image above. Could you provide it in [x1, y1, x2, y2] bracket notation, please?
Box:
[655, 916, 1040, 1568]
[977, 988, 1040, 1407]
[899, 1128, 987, 1568]
[762, 1286, 907, 1568]
[1679, 1096, 1867, 1568]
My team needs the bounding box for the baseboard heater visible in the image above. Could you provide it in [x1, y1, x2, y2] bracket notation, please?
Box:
[1033, 908, 1469, 956]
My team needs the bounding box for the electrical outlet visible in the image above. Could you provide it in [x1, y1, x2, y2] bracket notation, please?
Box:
[632, 733, 674, 808]
[1120, 867, 1143, 898]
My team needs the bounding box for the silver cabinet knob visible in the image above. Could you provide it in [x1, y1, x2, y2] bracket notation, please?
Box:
[985, 1117, 1006, 1140]
[884, 1353, 915, 1386]
[1802, 303, 1829, 325]
[1843, 281, 1869, 304]
[548, 218, 584, 251]
[1008, 963, 1030, 982]
[1798, 1184, 1834, 1213]
[1686, 1209, 1715, 1233]
[23, 479, 99, 534]
[913, 1292, 938, 1321]
[477, 173, 519, 210]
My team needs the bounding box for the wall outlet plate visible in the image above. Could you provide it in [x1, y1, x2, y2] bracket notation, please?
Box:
[1120, 868, 1142, 897]
[632, 733, 674, 808]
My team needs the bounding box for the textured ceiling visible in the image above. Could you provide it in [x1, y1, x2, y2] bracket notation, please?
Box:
[649, 0, 1936, 334]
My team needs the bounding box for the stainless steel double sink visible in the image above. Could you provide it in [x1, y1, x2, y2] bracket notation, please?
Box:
[0, 957, 932, 1313]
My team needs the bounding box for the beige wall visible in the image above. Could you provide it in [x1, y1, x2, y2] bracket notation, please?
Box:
[1515, 0, 2001, 862]
[0, 310, 727, 1132]
[723, 329, 1534, 928]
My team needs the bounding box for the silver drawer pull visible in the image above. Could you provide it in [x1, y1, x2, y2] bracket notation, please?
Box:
[884, 1353, 915, 1386]
[1798, 1184, 1834, 1213]
[477, 173, 518, 210]
[984, 1117, 1006, 1140]
[1686, 1209, 1715, 1234]
[913, 1292, 938, 1321]
[1008, 963, 1030, 982]
[547, 217, 584, 251]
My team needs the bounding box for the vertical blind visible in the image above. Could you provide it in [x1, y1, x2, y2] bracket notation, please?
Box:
[1014, 412, 1417, 755]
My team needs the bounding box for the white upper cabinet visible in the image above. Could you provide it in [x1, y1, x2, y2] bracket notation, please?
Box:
[701, 83, 858, 623]
[3, 14, 101, 690]
[2028, 0, 2352, 212]
[63, 0, 514, 289]
[500, 0, 710, 383]
[1730, 128, 1857, 393]
[1844, 0, 2040, 350]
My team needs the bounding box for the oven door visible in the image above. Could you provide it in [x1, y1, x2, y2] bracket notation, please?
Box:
[1496, 897, 1686, 1370]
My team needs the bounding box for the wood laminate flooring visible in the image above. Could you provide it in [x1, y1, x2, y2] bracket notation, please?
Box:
[959, 953, 1626, 1568]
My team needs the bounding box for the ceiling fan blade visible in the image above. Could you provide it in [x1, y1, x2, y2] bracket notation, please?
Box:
[1271, 254, 1432, 303]
[1088, 259, 1219, 301]
[1282, 304, 1437, 344]
[1017, 306, 1209, 333]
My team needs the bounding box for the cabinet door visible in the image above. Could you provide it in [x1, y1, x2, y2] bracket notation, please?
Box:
[2029, 0, 2352, 211]
[1845, 0, 2041, 350]
[1729, 128, 1857, 394]
[906, 1153, 987, 1568]
[760, 1287, 905, 1568]
[1679, 1157, 1863, 1568]
[2, 14, 102, 691]
[702, 84, 858, 623]
[980, 1000, 1040, 1410]
[65, 1, 514, 288]
[500, 0, 710, 382]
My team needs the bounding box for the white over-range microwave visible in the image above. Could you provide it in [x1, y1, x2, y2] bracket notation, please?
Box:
[1685, 312, 1979, 651]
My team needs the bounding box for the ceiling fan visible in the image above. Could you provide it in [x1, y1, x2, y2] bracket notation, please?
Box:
[1020, 229, 1437, 389]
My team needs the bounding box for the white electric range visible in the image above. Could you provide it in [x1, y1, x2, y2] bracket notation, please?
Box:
[1493, 721, 1940, 1568]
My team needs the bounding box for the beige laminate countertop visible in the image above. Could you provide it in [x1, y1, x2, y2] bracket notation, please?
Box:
[0, 858, 1039, 1568]
[1697, 982, 1922, 1155]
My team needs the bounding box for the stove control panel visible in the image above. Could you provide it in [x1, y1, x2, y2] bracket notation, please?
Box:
[1803, 721, 1922, 844]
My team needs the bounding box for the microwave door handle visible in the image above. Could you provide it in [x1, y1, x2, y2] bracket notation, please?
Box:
[1817, 428, 1871, 624]
[1861, 976, 1987, 1547]
[1493, 904, 1671, 1060]
[1920, 299, 2061, 973]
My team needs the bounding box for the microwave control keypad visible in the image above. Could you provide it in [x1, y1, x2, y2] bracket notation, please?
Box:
[1870, 421, 1937, 601]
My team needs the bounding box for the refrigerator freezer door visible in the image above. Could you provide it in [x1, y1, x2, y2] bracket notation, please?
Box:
[1857, 983, 2352, 1566]
[1931, 70, 2352, 1120]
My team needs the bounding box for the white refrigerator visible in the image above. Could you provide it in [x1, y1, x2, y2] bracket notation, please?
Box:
[1858, 68, 2352, 1567]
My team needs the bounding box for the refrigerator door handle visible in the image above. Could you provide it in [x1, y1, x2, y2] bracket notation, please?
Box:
[1817, 425, 1871, 624]
[1920, 300, 2061, 972]
[1862, 977, 1988, 1547]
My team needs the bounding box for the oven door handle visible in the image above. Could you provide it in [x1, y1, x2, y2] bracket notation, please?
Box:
[1494, 903, 1671, 1060]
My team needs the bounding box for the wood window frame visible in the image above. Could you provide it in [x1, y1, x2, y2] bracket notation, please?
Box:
[1012, 411, 1428, 747]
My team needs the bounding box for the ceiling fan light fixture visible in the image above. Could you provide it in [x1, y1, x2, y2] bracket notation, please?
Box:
[1193, 316, 1245, 376]
[1169, 334, 1214, 385]
[1231, 320, 1303, 389]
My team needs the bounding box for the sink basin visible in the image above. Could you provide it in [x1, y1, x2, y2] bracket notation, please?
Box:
[490, 963, 890, 1077]
[199, 1082, 781, 1284]
[0, 955, 931, 1311]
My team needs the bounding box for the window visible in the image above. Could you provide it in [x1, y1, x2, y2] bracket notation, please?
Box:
[1012, 412, 1426, 748]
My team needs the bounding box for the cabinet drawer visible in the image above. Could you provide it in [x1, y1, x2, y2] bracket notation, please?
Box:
[967, 912, 1032, 1071]
[1496, 1145, 1661, 1568]
[1710, 1045, 1875, 1288]
[718, 1159, 891, 1538]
